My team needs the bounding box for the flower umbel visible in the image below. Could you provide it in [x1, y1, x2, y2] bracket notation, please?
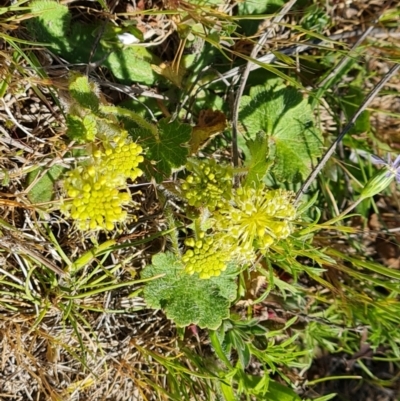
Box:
[181, 186, 298, 278]
[215, 186, 297, 262]
[182, 233, 231, 279]
[93, 130, 144, 184]
[182, 159, 233, 211]
[62, 134, 144, 231]
[62, 165, 130, 231]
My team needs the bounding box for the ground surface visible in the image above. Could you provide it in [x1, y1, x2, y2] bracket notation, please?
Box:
[0, 0, 400, 400]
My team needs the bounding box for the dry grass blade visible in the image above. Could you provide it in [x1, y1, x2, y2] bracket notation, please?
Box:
[0, 0, 399, 399]
[0, 235, 66, 277]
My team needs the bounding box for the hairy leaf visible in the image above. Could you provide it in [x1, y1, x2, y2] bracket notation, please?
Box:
[28, 0, 72, 54]
[141, 252, 237, 329]
[105, 47, 157, 85]
[69, 75, 99, 112]
[66, 114, 97, 143]
[240, 80, 323, 182]
[26, 165, 65, 204]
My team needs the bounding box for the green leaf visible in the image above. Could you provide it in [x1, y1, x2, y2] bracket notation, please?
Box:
[237, 342, 251, 368]
[141, 118, 192, 182]
[311, 394, 337, 401]
[266, 380, 301, 401]
[26, 165, 65, 204]
[219, 381, 236, 401]
[104, 47, 157, 85]
[69, 75, 99, 112]
[237, 0, 284, 14]
[236, 371, 270, 396]
[209, 330, 233, 368]
[244, 131, 274, 187]
[82, 114, 98, 140]
[66, 113, 98, 143]
[26, 1, 158, 85]
[240, 80, 323, 182]
[28, 0, 72, 54]
[141, 252, 237, 329]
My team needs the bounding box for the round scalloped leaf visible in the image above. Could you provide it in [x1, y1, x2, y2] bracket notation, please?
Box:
[141, 252, 237, 329]
[28, 0, 72, 54]
[240, 80, 323, 183]
[26, 1, 158, 86]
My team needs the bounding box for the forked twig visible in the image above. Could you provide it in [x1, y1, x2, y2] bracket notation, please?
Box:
[295, 62, 400, 205]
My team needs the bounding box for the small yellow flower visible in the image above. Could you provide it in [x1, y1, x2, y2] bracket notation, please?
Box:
[182, 159, 233, 211]
[62, 165, 130, 231]
[182, 234, 231, 279]
[61, 132, 144, 231]
[94, 130, 144, 184]
[215, 186, 296, 262]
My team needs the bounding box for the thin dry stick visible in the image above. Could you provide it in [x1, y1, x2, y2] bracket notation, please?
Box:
[295, 62, 400, 205]
[210, 27, 400, 86]
[318, 0, 395, 88]
[231, 0, 298, 167]
[1, 99, 46, 144]
[0, 236, 67, 277]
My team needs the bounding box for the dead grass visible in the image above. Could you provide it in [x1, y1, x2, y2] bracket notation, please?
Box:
[0, 0, 399, 400]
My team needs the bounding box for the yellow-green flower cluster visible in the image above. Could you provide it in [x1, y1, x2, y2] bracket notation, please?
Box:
[62, 167, 130, 230]
[216, 186, 296, 262]
[93, 131, 144, 184]
[182, 233, 230, 279]
[181, 185, 297, 278]
[182, 159, 232, 211]
[62, 132, 143, 231]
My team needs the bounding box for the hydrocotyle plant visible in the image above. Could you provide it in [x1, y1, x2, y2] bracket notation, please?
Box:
[58, 74, 147, 231]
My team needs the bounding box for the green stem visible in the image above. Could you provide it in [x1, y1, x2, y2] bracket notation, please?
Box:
[100, 105, 158, 139]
